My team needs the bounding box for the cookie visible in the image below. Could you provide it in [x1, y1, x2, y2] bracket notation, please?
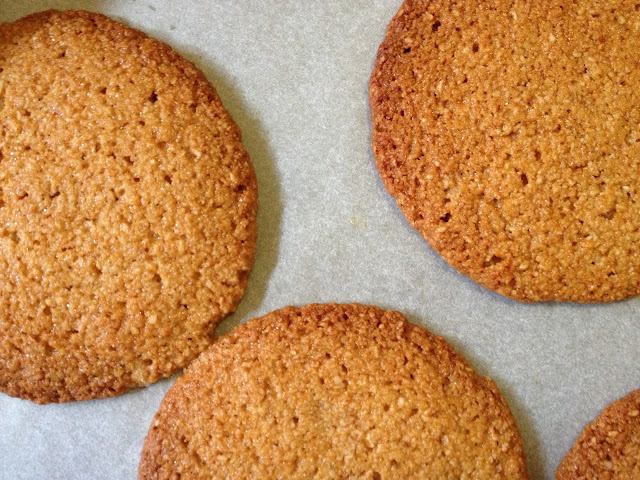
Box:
[139, 303, 529, 479]
[0, 10, 258, 403]
[370, 0, 640, 302]
[556, 390, 640, 480]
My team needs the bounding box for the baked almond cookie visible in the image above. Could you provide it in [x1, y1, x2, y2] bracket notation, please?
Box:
[139, 304, 529, 479]
[370, 0, 640, 302]
[0, 11, 258, 403]
[556, 390, 640, 480]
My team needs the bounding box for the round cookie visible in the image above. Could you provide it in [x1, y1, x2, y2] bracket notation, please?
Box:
[556, 390, 640, 480]
[0, 11, 258, 403]
[139, 304, 529, 479]
[370, 0, 640, 302]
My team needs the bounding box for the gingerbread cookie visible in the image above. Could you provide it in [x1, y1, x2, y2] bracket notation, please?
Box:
[139, 304, 529, 479]
[556, 390, 639, 479]
[370, 0, 640, 302]
[0, 10, 258, 403]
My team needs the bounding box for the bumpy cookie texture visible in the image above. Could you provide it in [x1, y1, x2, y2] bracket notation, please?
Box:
[370, 0, 640, 302]
[556, 390, 640, 480]
[0, 11, 258, 403]
[139, 304, 529, 479]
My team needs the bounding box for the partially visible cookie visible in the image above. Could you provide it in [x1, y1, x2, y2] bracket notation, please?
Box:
[556, 390, 640, 480]
[370, 0, 640, 302]
[139, 303, 529, 479]
[0, 10, 258, 403]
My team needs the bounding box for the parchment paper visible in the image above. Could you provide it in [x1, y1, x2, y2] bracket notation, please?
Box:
[0, 2, 638, 479]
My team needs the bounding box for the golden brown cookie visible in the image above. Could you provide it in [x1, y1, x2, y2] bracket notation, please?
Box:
[370, 0, 640, 302]
[556, 390, 640, 480]
[139, 304, 529, 479]
[0, 10, 258, 403]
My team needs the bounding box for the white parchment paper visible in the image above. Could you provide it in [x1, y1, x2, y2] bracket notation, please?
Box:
[0, 2, 638, 479]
